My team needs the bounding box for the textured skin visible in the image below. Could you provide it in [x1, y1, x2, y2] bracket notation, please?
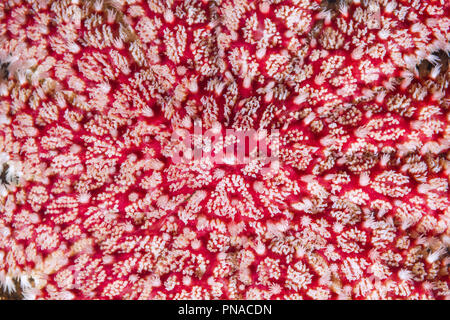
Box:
[0, 0, 449, 299]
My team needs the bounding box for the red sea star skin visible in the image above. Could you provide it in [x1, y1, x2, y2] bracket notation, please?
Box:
[0, 0, 449, 300]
